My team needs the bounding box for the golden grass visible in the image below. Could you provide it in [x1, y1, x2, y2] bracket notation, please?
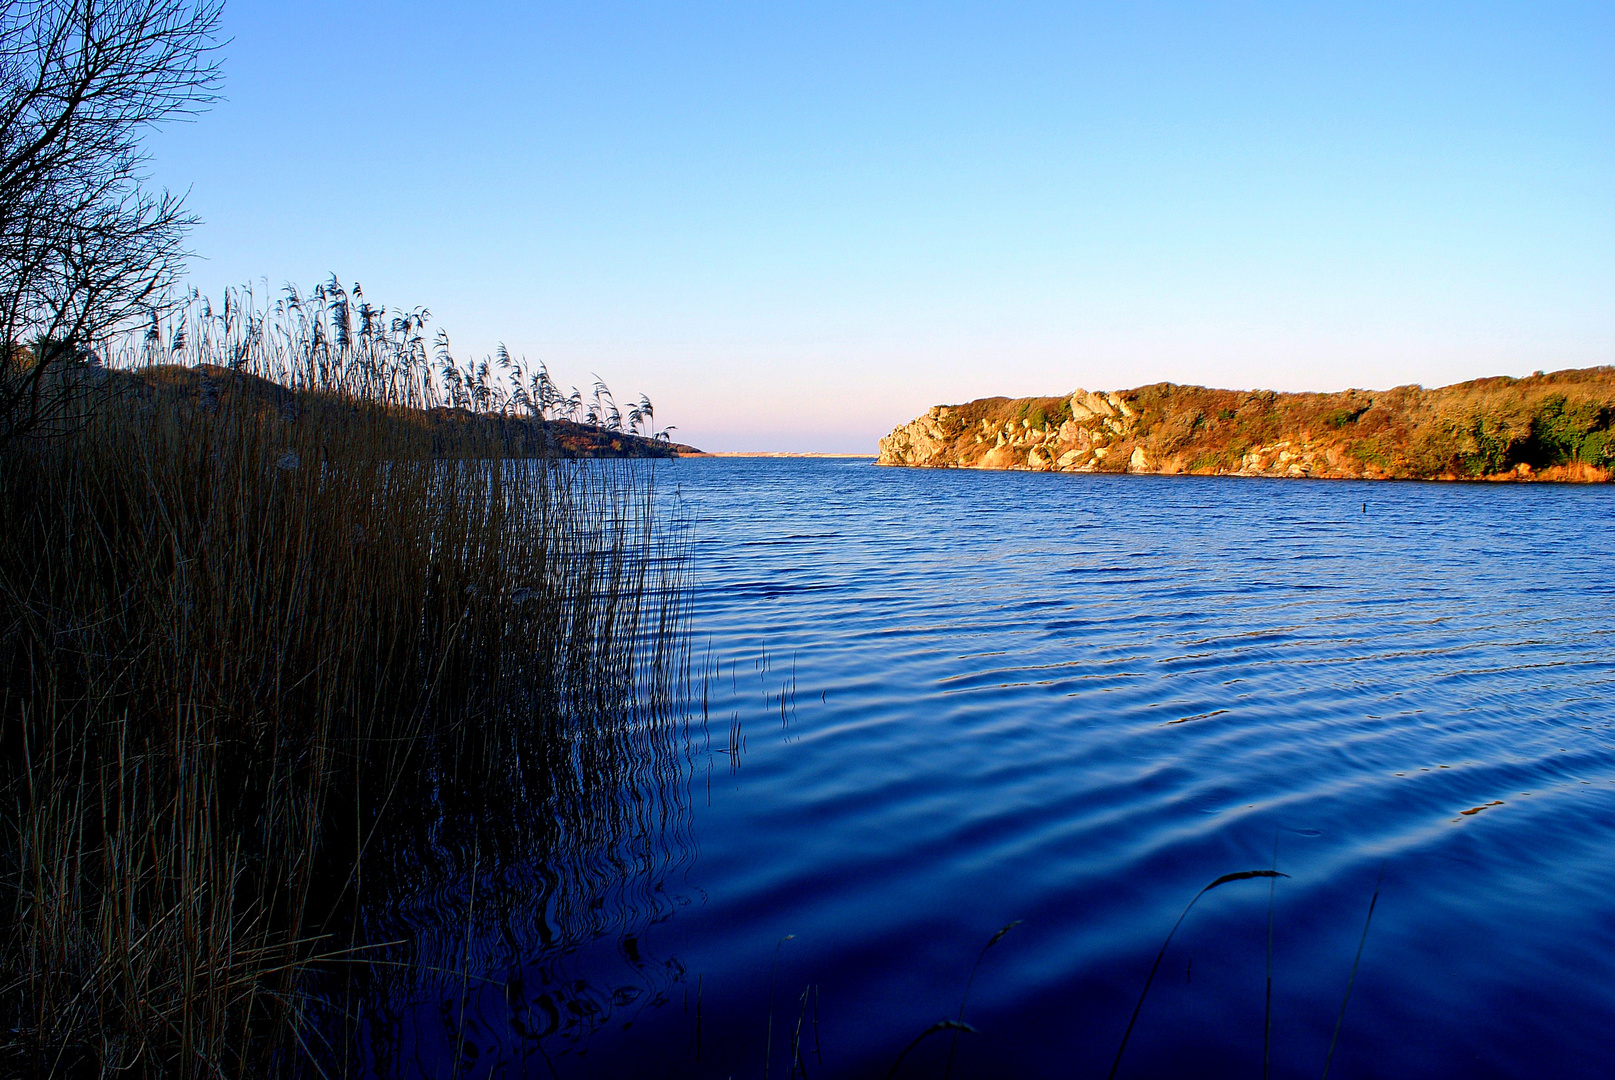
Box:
[0, 292, 688, 1076]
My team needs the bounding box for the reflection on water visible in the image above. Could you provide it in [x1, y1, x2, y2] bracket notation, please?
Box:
[322, 665, 702, 1076]
[325, 459, 1615, 1079]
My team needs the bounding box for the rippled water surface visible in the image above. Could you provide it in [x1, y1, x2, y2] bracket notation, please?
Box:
[383, 459, 1615, 1078]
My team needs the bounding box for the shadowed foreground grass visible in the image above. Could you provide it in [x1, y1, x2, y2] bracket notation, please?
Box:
[0, 292, 689, 1076]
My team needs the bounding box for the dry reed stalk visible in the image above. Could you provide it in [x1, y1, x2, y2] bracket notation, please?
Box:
[0, 293, 689, 1077]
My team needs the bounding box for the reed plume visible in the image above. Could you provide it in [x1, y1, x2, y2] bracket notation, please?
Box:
[0, 282, 690, 1077]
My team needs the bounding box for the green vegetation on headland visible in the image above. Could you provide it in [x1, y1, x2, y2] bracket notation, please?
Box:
[877, 367, 1615, 482]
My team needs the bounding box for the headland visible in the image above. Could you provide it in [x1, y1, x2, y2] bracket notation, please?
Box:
[878, 367, 1615, 482]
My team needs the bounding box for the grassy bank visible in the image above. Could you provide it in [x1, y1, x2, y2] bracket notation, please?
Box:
[0, 289, 690, 1076]
[124, 361, 706, 460]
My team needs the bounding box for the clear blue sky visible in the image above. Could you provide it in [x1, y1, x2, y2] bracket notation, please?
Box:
[146, 1, 1614, 452]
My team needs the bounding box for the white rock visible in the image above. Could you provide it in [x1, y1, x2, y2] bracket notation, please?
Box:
[1074, 390, 1116, 418]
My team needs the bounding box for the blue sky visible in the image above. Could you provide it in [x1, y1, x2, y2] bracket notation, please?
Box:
[146, 2, 1614, 451]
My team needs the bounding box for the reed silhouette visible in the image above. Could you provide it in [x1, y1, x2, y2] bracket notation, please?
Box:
[0, 282, 692, 1077]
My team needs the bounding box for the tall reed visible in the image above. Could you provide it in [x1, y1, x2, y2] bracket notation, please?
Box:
[0, 285, 689, 1077]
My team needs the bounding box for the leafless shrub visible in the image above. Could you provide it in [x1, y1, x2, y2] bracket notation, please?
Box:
[0, 0, 222, 446]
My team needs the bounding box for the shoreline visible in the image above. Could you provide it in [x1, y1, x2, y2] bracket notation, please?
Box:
[679, 451, 876, 459]
[874, 459, 1611, 484]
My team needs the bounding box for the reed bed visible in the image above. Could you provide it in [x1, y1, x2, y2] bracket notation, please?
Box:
[0, 286, 690, 1077]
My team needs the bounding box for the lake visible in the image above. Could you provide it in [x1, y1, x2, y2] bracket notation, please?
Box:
[364, 457, 1615, 1078]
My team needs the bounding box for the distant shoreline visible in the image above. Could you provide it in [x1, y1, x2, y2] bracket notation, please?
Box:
[680, 451, 876, 459]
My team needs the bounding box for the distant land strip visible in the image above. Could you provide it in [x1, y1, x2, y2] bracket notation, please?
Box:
[877, 367, 1615, 483]
[126, 364, 705, 458]
[686, 451, 876, 458]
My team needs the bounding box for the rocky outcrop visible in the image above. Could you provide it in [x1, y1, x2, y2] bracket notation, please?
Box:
[877, 369, 1615, 482]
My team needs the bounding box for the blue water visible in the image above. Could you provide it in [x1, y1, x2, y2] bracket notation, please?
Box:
[375, 458, 1615, 1078]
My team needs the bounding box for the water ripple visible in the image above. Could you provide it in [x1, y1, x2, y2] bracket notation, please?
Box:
[385, 461, 1615, 1078]
[619, 461, 1615, 1080]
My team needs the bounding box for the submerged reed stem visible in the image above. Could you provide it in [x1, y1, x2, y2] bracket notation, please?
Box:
[1264, 835, 1279, 1080]
[943, 920, 1020, 1080]
[1108, 870, 1288, 1080]
[1322, 862, 1386, 1080]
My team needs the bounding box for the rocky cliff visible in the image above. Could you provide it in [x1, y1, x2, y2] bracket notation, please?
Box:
[877, 368, 1615, 482]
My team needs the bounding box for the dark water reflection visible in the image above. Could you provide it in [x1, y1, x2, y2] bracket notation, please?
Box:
[322, 574, 702, 1077]
[350, 459, 1615, 1078]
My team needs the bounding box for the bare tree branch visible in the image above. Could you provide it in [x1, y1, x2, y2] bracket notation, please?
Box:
[0, 0, 221, 445]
